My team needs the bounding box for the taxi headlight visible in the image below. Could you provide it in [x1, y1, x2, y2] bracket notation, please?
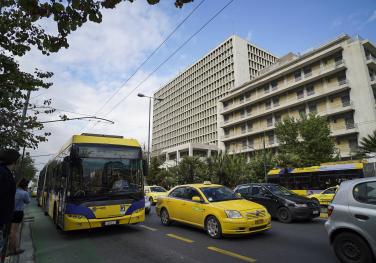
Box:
[224, 210, 243, 219]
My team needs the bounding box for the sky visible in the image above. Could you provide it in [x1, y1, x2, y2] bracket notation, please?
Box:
[21, 0, 376, 171]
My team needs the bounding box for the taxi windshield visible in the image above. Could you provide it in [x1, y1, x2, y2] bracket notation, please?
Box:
[200, 186, 240, 202]
[150, 186, 166, 192]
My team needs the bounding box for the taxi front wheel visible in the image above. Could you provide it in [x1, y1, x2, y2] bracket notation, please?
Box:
[205, 216, 222, 239]
[160, 208, 172, 226]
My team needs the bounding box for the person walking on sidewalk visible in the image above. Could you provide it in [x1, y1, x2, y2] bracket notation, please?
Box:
[8, 178, 30, 256]
[0, 149, 20, 260]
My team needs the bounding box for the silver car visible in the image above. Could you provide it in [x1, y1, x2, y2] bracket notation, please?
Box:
[325, 177, 376, 263]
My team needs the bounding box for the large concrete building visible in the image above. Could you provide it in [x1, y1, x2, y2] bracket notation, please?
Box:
[218, 35, 376, 159]
[152, 35, 278, 157]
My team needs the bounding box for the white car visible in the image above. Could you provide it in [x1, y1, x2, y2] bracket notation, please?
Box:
[144, 196, 151, 215]
[325, 177, 376, 263]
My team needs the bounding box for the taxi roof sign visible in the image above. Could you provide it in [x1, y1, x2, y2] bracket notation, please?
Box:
[203, 181, 212, 185]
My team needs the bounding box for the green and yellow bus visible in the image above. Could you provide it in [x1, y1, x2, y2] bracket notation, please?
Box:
[37, 133, 146, 231]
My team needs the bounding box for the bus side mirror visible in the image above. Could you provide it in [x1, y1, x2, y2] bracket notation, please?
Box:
[143, 160, 148, 176]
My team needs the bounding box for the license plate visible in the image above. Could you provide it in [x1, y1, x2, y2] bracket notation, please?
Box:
[313, 210, 319, 215]
[104, 220, 117, 226]
[255, 219, 264, 225]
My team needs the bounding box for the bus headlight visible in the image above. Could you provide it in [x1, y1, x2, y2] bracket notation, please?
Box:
[66, 214, 85, 219]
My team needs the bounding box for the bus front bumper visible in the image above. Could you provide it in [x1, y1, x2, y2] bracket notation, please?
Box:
[63, 210, 145, 231]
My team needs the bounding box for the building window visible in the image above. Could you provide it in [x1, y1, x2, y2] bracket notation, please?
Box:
[297, 89, 304, 99]
[240, 111, 245, 118]
[334, 54, 343, 66]
[268, 133, 274, 145]
[224, 115, 229, 123]
[306, 86, 315, 96]
[271, 80, 278, 91]
[273, 97, 280, 107]
[248, 121, 253, 131]
[242, 140, 248, 149]
[341, 95, 350, 107]
[294, 71, 302, 82]
[349, 139, 358, 152]
[303, 67, 312, 77]
[246, 107, 252, 116]
[345, 116, 355, 129]
[223, 101, 229, 109]
[264, 86, 270, 94]
[245, 92, 251, 101]
[308, 103, 317, 113]
[267, 116, 273, 127]
[337, 73, 347, 85]
[275, 114, 281, 123]
[241, 125, 247, 134]
[239, 96, 244, 103]
[299, 108, 306, 116]
[265, 100, 272, 110]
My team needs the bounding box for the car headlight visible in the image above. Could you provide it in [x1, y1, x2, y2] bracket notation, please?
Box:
[286, 200, 307, 208]
[294, 203, 307, 208]
[224, 210, 243, 219]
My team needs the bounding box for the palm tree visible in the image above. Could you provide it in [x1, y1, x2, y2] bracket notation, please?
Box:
[359, 130, 376, 157]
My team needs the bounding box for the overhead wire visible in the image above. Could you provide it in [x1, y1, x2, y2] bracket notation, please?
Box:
[101, 0, 235, 120]
[80, 0, 207, 132]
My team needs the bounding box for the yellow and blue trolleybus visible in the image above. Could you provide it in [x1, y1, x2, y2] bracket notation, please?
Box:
[37, 133, 146, 231]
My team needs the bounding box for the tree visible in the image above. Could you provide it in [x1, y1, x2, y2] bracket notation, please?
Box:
[359, 130, 376, 157]
[176, 156, 206, 185]
[1, 0, 193, 149]
[16, 154, 37, 181]
[248, 151, 276, 183]
[275, 114, 337, 167]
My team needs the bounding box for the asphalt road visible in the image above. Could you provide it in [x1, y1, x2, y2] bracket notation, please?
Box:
[26, 202, 338, 263]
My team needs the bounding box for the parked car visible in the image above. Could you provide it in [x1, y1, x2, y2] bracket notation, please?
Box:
[308, 186, 338, 206]
[144, 185, 168, 204]
[156, 182, 271, 238]
[234, 183, 320, 223]
[144, 196, 151, 215]
[325, 177, 376, 263]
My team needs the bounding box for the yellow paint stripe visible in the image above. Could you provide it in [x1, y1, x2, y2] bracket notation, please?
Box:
[166, 234, 194, 243]
[139, 225, 158, 231]
[207, 246, 256, 263]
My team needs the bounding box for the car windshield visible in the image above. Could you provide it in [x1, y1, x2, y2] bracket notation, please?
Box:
[200, 186, 240, 202]
[264, 185, 294, 196]
[150, 186, 166, 192]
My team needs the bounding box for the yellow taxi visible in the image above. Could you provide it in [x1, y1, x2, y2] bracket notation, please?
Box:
[156, 182, 271, 238]
[308, 186, 338, 206]
[144, 185, 168, 204]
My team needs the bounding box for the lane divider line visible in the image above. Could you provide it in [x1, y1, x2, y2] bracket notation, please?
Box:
[139, 225, 158, 231]
[207, 246, 256, 262]
[166, 233, 194, 243]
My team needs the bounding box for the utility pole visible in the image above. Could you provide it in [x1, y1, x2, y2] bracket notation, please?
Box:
[263, 131, 267, 183]
[17, 90, 32, 182]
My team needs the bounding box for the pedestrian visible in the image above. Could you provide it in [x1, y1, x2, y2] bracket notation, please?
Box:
[8, 178, 30, 256]
[0, 149, 20, 260]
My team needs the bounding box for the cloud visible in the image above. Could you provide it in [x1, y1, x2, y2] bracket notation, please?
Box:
[366, 10, 376, 23]
[246, 30, 253, 42]
[18, 1, 177, 171]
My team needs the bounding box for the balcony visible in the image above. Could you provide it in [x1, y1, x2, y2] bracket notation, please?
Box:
[220, 59, 347, 114]
[220, 80, 350, 128]
[367, 55, 376, 69]
[331, 124, 359, 137]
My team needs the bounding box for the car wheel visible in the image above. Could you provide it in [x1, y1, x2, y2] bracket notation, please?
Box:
[160, 208, 172, 226]
[205, 216, 222, 239]
[277, 207, 292, 223]
[333, 232, 374, 263]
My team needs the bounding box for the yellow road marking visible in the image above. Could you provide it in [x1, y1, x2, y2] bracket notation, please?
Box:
[139, 225, 158, 231]
[166, 234, 194, 243]
[207, 246, 256, 262]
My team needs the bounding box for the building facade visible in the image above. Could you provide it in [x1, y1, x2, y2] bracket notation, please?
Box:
[152, 35, 278, 156]
[218, 35, 376, 159]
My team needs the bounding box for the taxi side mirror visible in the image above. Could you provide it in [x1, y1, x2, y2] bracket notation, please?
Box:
[192, 196, 201, 202]
[236, 193, 242, 198]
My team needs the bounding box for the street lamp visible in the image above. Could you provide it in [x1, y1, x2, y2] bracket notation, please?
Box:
[137, 93, 163, 166]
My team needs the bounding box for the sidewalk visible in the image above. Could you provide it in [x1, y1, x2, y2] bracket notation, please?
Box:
[4, 204, 35, 263]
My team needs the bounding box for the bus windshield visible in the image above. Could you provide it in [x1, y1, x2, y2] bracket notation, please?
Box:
[71, 145, 143, 199]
